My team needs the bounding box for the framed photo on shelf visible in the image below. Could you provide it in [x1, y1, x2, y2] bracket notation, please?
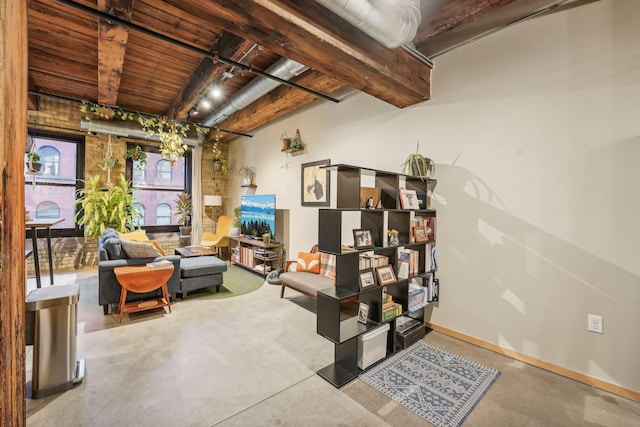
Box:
[376, 264, 397, 286]
[398, 189, 420, 209]
[358, 303, 370, 324]
[353, 228, 374, 250]
[413, 225, 428, 242]
[301, 159, 330, 206]
[359, 268, 377, 290]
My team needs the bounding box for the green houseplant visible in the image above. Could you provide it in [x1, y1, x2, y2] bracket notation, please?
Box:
[401, 142, 435, 181]
[125, 145, 148, 168]
[74, 174, 141, 238]
[211, 130, 227, 187]
[25, 151, 42, 173]
[174, 192, 193, 235]
[230, 206, 241, 237]
[239, 166, 255, 186]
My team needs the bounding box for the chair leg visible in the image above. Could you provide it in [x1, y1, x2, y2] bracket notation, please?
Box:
[103, 304, 108, 315]
[280, 283, 285, 298]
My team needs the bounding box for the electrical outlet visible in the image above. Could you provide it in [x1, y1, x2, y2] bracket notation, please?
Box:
[588, 314, 603, 334]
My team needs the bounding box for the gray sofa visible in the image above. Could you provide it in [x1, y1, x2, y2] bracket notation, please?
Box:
[98, 229, 181, 315]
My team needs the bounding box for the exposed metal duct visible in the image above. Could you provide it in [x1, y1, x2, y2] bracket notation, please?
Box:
[201, 58, 308, 127]
[315, 0, 421, 49]
[80, 119, 205, 146]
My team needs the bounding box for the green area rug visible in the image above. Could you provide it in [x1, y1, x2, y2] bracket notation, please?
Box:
[198, 264, 265, 299]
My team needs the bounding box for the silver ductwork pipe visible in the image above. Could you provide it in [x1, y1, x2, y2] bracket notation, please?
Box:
[202, 58, 309, 127]
[315, 0, 421, 49]
[80, 119, 205, 146]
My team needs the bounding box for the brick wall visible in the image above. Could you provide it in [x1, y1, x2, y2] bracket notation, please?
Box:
[25, 98, 229, 276]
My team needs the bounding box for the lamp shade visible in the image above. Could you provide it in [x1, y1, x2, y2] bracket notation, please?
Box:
[204, 195, 222, 206]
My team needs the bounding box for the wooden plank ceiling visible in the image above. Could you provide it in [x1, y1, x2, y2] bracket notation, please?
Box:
[27, 0, 580, 140]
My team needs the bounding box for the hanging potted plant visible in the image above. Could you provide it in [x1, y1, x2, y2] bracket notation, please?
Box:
[74, 174, 141, 238]
[174, 192, 193, 236]
[239, 166, 255, 186]
[211, 129, 227, 186]
[125, 145, 147, 168]
[401, 142, 435, 181]
[25, 151, 42, 173]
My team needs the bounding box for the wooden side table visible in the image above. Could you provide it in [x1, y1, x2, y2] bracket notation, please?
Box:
[113, 263, 174, 323]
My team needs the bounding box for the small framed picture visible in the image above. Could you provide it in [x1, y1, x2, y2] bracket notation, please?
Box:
[413, 225, 428, 242]
[398, 189, 420, 210]
[359, 268, 377, 290]
[358, 303, 370, 324]
[376, 264, 397, 286]
[353, 228, 374, 250]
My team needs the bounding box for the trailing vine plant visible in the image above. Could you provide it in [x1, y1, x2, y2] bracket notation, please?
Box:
[80, 101, 210, 165]
[210, 128, 227, 188]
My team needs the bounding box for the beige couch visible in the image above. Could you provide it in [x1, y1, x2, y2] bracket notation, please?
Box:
[279, 247, 336, 299]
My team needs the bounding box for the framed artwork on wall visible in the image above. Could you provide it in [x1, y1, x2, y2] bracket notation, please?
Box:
[301, 159, 330, 206]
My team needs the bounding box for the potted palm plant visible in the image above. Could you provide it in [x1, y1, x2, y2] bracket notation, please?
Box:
[74, 174, 141, 238]
[174, 192, 193, 236]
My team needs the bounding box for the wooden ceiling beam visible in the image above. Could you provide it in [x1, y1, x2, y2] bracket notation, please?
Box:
[175, 0, 431, 108]
[165, 32, 256, 119]
[217, 70, 346, 141]
[97, 0, 133, 105]
[414, 0, 562, 57]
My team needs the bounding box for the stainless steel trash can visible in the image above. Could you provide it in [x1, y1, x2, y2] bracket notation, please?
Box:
[26, 284, 85, 399]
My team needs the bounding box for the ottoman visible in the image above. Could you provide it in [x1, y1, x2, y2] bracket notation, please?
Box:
[179, 256, 227, 298]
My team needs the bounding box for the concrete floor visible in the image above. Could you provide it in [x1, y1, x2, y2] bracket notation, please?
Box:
[25, 269, 640, 426]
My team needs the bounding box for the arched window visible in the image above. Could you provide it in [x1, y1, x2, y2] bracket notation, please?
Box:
[156, 203, 172, 225]
[35, 201, 60, 219]
[133, 203, 146, 227]
[156, 160, 172, 182]
[39, 146, 60, 176]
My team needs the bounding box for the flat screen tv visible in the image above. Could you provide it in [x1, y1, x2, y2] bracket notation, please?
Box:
[240, 194, 276, 238]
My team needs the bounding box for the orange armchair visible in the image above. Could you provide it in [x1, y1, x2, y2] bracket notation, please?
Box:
[201, 215, 234, 258]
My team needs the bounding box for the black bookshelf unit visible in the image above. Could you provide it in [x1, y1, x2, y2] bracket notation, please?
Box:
[315, 164, 438, 388]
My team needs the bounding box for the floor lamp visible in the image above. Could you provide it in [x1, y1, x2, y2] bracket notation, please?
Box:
[203, 195, 222, 232]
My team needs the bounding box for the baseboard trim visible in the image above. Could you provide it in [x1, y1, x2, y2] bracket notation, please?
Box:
[426, 322, 640, 403]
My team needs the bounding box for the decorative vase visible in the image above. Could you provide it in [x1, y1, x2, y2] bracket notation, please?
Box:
[262, 233, 271, 245]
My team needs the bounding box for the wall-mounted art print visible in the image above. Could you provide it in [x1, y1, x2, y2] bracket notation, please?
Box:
[301, 159, 330, 206]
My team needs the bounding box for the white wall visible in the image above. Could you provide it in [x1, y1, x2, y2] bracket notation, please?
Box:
[228, 0, 640, 392]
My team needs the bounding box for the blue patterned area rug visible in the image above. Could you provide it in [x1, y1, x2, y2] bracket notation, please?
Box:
[359, 341, 500, 427]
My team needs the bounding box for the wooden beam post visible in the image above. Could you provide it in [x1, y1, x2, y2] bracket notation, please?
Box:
[0, 0, 28, 423]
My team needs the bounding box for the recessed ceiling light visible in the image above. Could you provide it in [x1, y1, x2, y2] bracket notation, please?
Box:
[210, 87, 222, 98]
[200, 99, 211, 109]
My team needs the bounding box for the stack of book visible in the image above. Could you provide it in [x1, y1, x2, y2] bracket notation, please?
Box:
[408, 281, 427, 311]
[420, 272, 439, 302]
[397, 248, 419, 279]
[381, 294, 402, 322]
[359, 253, 389, 270]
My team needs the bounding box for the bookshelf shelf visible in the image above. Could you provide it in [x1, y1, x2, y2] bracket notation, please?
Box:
[229, 236, 283, 278]
[315, 164, 439, 388]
